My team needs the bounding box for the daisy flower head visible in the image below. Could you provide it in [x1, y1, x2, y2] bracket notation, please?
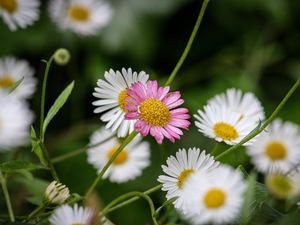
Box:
[49, 0, 113, 36]
[0, 0, 40, 31]
[181, 165, 246, 225]
[125, 80, 191, 144]
[208, 88, 265, 122]
[157, 148, 219, 209]
[87, 127, 150, 183]
[265, 170, 300, 199]
[0, 56, 37, 100]
[0, 95, 34, 151]
[92, 68, 149, 137]
[49, 204, 93, 225]
[246, 119, 300, 174]
[44, 181, 70, 205]
[194, 100, 260, 146]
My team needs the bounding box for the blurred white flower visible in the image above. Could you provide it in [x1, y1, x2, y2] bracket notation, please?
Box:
[247, 119, 300, 174]
[182, 165, 246, 225]
[157, 148, 219, 210]
[45, 181, 70, 205]
[92, 68, 149, 137]
[0, 56, 37, 100]
[49, 0, 113, 36]
[87, 127, 150, 183]
[49, 204, 93, 225]
[0, 0, 40, 31]
[0, 95, 34, 151]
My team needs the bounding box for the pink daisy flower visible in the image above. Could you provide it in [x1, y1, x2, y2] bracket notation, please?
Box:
[124, 80, 190, 144]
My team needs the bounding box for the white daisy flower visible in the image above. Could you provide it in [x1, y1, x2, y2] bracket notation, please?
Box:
[182, 165, 246, 225]
[0, 95, 34, 151]
[87, 127, 150, 183]
[246, 119, 300, 174]
[49, 204, 93, 225]
[0, 0, 40, 31]
[194, 102, 260, 146]
[44, 181, 70, 205]
[92, 68, 149, 137]
[265, 170, 300, 199]
[49, 0, 113, 36]
[0, 56, 37, 100]
[157, 148, 219, 210]
[208, 88, 265, 122]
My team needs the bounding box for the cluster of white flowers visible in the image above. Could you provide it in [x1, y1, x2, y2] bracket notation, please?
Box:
[0, 56, 35, 152]
[0, 0, 113, 35]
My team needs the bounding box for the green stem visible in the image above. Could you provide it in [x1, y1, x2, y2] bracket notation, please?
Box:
[216, 78, 300, 160]
[102, 184, 162, 214]
[153, 197, 176, 219]
[85, 131, 138, 197]
[0, 170, 15, 222]
[26, 203, 45, 221]
[164, 0, 210, 86]
[40, 57, 54, 142]
[102, 191, 158, 225]
[40, 143, 60, 182]
[51, 134, 115, 164]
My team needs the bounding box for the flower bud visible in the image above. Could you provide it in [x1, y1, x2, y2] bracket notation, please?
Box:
[53, 48, 70, 65]
[44, 181, 70, 204]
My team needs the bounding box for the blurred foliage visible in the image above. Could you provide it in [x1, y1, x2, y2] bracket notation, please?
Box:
[0, 0, 300, 224]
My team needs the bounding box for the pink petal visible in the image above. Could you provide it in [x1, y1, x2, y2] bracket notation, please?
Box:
[146, 80, 158, 98]
[156, 86, 170, 100]
[140, 123, 151, 136]
[169, 118, 191, 128]
[125, 103, 137, 111]
[125, 112, 139, 120]
[162, 91, 181, 106]
[150, 126, 164, 144]
[127, 88, 144, 103]
[134, 119, 146, 133]
[170, 108, 189, 115]
[167, 99, 184, 109]
[165, 125, 183, 137]
[161, 127, 175, 143]
[131, 82, 147, 100]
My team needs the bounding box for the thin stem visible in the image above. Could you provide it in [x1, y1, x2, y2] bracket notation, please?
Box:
[40, 143, 60, 181]
[40, 57, 54, 142]
[85, 131, 138, 197]
[102, 184, 162, 214]
[0, 170, 15, 222]
[216, 78, 300, 160]
[102, 191, 158, 225]
[26, 203, 45, 221]
[164, 0, 210, 86]
[51, 134, 115, 164]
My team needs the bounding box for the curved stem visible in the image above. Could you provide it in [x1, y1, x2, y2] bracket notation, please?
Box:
[85, 131, 138, 197]
[216, 78, 300, 160]
[0, 170, 15, 222]
[40, 142, 60, 181]
[102, 191, 158, 225]
[40, 57, 54, 142]
[26, 203, 45, 221]
[102, 184, 162, 214]
[164, 0, 210, 86]
[51, 133, 115, 164]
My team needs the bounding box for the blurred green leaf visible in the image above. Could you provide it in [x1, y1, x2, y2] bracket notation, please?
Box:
[43, 81, 75, 134]
[0, 160, 46, 173]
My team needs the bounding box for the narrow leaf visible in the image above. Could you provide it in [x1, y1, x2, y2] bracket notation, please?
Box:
[43, 81, 75, 134]
[8, 77, 24, 94]
[31, 127, 47, 167]
[0, 160, 46, 172]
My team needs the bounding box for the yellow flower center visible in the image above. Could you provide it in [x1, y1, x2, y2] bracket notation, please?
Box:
[266, 174, 292, 199]
[118, 89, 129, 112]
[203, 188, 226, 209]
[139, 98, 170, 127]
[265, 141, 287, 160]
[213, 122, 238, 140]
[0, 76, 14, 88]
[68, 5, 90, 22]
[177, 169, 194, 189]
[0, 0, 17, 13]
[107, 147, 128, 165]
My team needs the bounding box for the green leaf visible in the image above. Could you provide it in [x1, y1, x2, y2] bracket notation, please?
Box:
[0, 160, 46, 173]
[8, 77, 24, 94]
[31, 127, 47, 167]
[240, 172, 257, 225]
[43, 81, 75, 135]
